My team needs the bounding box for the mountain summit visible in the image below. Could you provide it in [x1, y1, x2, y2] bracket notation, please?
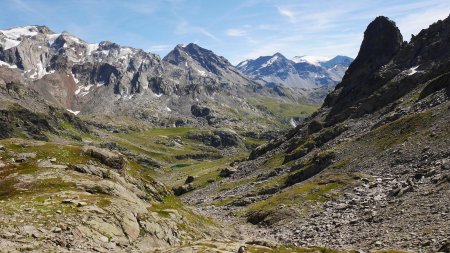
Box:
[163, 43, 254, 87]
[164, 43, 232, 75]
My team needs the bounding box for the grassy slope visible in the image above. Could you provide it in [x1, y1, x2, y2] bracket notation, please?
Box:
[105, 128, 248, 189]
[248, 97, 320, 126]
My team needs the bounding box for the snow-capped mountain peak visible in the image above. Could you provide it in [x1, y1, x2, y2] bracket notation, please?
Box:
[0, 25, 41, 50]
[0, 25, 60, 51]
[261, 53, 284, 68]
[236, 53, 353, 89]
[0, 25, 39, 39]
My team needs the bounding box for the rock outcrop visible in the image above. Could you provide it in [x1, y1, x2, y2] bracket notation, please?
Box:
[323, 16, 403, 124]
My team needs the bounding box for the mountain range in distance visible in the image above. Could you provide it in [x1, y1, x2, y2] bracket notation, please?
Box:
[236, 53, 353, 89]
[0, 25, 352, 131]
[0, 25, 353, 92]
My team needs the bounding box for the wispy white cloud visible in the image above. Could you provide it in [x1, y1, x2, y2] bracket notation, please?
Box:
[233, 0, 450, 64]
[257, 24, 279, 31]
[226, 28, 247, 37]
[276, 6, 296, 23]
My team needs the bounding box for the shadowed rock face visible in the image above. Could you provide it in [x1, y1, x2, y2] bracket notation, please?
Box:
[321, 14, 450, 127]
[0, 66, 89, 140]
[349, 16, 403, 73]
[393, 14, 450, 68]
[323, 16, 403, 122]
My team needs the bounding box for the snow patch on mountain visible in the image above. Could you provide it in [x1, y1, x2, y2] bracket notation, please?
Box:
[87, 43, 99, 55]
[2, 38, 21, 50]
[236, 60, 249, 68]
[28, 62, 51, 79]
[75, 84, 93, 96]
[0, 26, 38, 40]
[0, 60, 18, 69]
[195, 68, 207, 76]
[291, 55, 331, 66]
[261, 55, 280, 68]
[0, 26, 41, 49]
[36, 62, 46, 79]
[66, 109, 80, 115]
[100, 50, 110, 56]
[408, 65, 420, 76]
[72, 73, 80, 84]
[118, 47, 135, 59]
[46, 33, 61, 46]
[290, 118, 298, 127]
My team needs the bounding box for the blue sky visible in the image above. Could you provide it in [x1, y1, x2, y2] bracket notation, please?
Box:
[1, 0, 449, 64]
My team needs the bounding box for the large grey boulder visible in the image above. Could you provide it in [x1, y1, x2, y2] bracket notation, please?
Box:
[83, 146, 127, 170]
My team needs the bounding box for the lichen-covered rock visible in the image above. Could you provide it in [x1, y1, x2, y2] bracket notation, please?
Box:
[83, 146, 127, 170]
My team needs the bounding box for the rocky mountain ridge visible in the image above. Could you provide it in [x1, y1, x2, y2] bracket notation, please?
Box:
[0, 25, 315, 131]
[236, 52, 353, 89]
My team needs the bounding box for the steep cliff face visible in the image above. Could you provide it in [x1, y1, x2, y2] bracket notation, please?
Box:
[322, 16, 403, 124]
[321, 15, 450, 126]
